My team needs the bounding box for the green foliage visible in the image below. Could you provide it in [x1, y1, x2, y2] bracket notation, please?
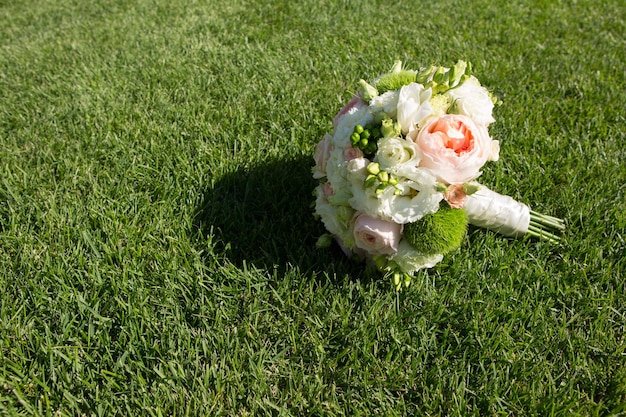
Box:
[403, 205, 468, 255]
[0, 0, 625, 415]
[374, 70, 418, 93]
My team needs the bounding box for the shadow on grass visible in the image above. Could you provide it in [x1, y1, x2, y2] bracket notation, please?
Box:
[194, 155, 363, 279]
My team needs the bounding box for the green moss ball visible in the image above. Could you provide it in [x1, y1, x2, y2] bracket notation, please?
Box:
[403, 206, 468, 255]
[375, 70, 417, 94]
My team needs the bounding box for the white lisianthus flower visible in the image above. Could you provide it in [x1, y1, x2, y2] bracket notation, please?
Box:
[314, 185, 355, 245]
[396, 83, 434, 134]
[446, 76, 495, 126]
[378, 166, 443, 224]
[375, 137, 421, 172]
[324, 147, 351, 192]
[346, 157, 382, 219]
[327, 187, 352, 207]
[388, 241, 444, 275]
[369, 90, 399, 119]
[333, 102, 374, 148]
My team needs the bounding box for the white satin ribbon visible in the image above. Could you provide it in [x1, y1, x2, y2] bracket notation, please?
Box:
[464, 187, 530, 237]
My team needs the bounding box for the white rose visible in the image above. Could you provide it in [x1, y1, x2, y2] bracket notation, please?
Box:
[396, 83, 434, 134]
[374, 137, 421, 172]
[446, 76, 495, 126]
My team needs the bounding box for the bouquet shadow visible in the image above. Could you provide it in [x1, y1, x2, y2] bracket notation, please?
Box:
[194, 155, 359, 278]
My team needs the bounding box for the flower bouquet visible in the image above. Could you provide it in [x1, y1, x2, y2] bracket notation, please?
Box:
[313, 60, 565, 289]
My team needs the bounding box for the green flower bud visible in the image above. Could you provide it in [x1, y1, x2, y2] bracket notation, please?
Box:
[359, 138, 369, 147]
[361, 129, 371, 139]
[351, 132, 360, 144]
[358, 79, 378, 101]
[316, 234, 333, 248]
[367, 162, 381, 175]
[403, 273, 411, 287]
[355, 125, 364, 134]
[435, 182, 448, 193]
[375, 183, 387, 194]
[381, 118, 401, 139]
[390, 60, 403, 73]
[462, 182, 481, 195]
[364, 174, 378, 188]
[377, 171, 389, 183]
[433, 67, 446, 84]
[416, 65, 436, 85]
[448, 60, 467, 88]
[393, 272, 401, 286]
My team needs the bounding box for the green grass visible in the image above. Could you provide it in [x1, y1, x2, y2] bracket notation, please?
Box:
[1, 0, 625, 415]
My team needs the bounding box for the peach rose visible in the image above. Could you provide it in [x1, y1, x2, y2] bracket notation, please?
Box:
[353, 212, 402, 256]
[443, 184, 467, 209]
[410, 114, 499, 185]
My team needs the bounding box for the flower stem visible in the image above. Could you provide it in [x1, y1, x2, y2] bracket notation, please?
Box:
[528, 210, 565, 243]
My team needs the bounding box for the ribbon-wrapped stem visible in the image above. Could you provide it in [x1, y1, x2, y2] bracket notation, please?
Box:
[464, 186, 564, 243]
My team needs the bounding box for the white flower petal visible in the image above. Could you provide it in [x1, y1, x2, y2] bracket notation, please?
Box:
[397, 83, 434, 133]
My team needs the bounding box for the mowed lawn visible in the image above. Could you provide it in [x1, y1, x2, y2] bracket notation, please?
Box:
[0, 0, 625, 415]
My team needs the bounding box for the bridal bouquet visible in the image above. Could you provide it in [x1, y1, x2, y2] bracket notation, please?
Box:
[313, 61, 564, 289]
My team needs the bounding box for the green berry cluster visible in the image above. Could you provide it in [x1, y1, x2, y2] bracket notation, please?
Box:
[350, 124, 382, 157]
[364, 162, 402, 196]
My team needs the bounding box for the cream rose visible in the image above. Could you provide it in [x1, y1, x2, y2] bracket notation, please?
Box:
[410, 114, 499, 185]
[374, 137, 421, 172]
[353, 212, 402, 256]
[445, 76, 495, 126]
